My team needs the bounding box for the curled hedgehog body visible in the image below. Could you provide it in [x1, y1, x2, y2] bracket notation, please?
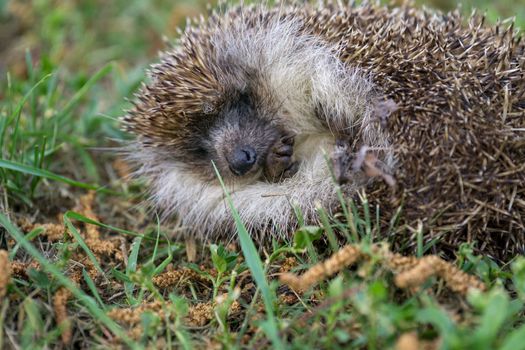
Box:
[123, 3, 525, 260]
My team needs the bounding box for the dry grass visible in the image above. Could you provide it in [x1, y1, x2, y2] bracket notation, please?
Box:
[0, 250, 11, 298]
[281, 243, 485, 295]
[53, 287, 73, 345]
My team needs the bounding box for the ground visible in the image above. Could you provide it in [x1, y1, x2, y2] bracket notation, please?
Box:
[1, 0, 525, 349]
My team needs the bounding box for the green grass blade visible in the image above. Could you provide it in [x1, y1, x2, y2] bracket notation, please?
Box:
[473, 290, 509, 344]
[0, 211, 139, 349]
[82, 268, 107, 311]
[0, 159, 103, 191]
[316, 205, 339, 254]
[4, 74, 52, 160]
[153, 254, 173, 276]
[9, 226, 44, 259]
[58, 63, 114, 121]
[63, 211, 104, 275]
[501, 324, 525, 350]
[151, 214, 162, 263]
[212, 162, 284, 349]
[125, 236, 143, 304]
[0, 299, 8, 350]
[65, 211, 153, 241]
[152, 225, 173, 276]
[30, 136, 48, 196]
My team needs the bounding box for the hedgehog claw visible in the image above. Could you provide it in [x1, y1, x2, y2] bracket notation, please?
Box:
[274, 144, 293, 157]
[282, 161, 299, 178]
[264, 134, 297, 182]
[280, 134, 295, 146]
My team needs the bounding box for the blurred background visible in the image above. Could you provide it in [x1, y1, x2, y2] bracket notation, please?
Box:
[1, 0, 210, 81]
[0, 0, 524, 206]
[0, 0, 210, 143]
[2, 0, 524, 80]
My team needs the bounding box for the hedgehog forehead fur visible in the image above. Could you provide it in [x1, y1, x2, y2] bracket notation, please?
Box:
[124, 12, 378, 150]
[123, 2, 525, 259]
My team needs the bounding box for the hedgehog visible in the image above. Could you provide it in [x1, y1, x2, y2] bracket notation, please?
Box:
[122, 2, 525, 261]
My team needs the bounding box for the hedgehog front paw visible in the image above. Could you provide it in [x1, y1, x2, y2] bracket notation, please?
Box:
[332, 139, 352, 184]
[264, 134, 299, 182]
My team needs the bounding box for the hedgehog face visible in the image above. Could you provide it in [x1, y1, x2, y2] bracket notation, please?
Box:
[204, 92, 284, 181]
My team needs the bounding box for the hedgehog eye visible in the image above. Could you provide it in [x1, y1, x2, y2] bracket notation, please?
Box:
[193, 146, 209, 158]
[237, 92, 252, 105]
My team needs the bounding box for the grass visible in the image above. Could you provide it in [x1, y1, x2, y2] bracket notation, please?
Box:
[1, 0, 525, 349]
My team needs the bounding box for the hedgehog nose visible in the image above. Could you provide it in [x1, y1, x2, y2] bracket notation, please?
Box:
[229, 145, 257, 176]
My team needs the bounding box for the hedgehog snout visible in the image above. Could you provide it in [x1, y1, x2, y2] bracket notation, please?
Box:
[228, 145, 257, 176]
